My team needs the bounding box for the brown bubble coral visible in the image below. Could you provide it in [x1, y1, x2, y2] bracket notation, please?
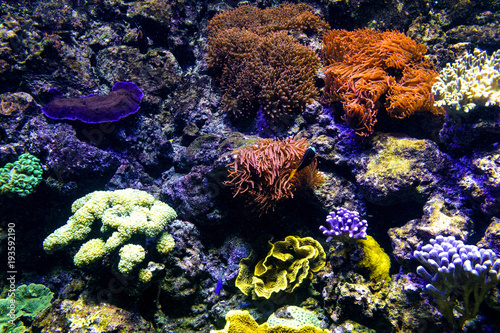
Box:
[208, 4, 328, 126]
[224, 137, 323, 214]
[322, 28, 444, 136]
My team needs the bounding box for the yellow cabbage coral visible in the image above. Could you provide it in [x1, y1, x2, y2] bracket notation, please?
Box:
[236, 236, 326, 299]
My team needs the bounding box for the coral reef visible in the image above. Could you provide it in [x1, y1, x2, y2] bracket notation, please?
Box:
[208, 4, 327, 128]
[322, 28, 444, 136]
[236, 236, 326, 299]
[414, 235, 500, 329]
[225, 136, 323, 214]
[433, 48, 500, 114]
[0, 153, 43, 197]
[43, 189, 177, 277]
[1, 0, 500, 332]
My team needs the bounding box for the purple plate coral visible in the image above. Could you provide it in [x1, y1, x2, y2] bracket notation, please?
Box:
[41, 82, 143, 123]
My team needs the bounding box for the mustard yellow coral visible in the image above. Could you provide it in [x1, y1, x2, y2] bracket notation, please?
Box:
[236, 236, 326, 299]
[357, 236, 391, 285]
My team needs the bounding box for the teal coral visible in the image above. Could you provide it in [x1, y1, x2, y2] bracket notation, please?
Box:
[0, 284, 53, 333]
[0, 153, 43, 197]
[43, 189, 177, 276]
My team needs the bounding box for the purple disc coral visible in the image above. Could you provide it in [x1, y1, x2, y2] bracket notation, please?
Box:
[41, 82, 143, 123]
[319, 207, 368, 242]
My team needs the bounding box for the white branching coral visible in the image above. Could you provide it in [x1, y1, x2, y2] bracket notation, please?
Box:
[432, 49, 500, 114]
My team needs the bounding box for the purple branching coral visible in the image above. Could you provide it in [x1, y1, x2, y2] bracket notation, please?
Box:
[319, 207, 368, 242]
[414, 235, 500, 329]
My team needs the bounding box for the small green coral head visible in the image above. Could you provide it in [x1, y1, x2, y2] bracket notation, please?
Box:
[0, 153, 43, 197]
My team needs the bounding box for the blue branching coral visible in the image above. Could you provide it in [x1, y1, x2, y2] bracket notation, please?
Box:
[319, 207, 368, 242]
[414, 235, 500, 329]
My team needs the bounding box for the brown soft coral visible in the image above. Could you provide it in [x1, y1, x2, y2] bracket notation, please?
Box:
[224, 137, 323, 214]
[322, 28, 444, 136]
[208, 4, 328, 126]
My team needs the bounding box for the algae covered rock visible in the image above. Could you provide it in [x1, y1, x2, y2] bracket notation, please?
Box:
[354, 134, 447, 205]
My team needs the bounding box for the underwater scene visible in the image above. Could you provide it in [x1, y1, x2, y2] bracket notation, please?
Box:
[1, 0, 500, 332]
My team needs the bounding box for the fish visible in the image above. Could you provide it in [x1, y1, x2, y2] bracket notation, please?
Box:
[215, 270, 224, 297]
[288, 146, 316, 180]
[215, 278, 223, 296]
[137, 27, 148, 54]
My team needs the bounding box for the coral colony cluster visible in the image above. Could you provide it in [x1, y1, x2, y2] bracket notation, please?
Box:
[319, 207, 368, 242]
[414, 236, 500, 328]
[432, 49, 500, 114]
[2, 1, 500, 332]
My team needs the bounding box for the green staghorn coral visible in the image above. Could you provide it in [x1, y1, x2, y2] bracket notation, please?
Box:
[0, 153, 43, 197]
[43, 189, 177, 278]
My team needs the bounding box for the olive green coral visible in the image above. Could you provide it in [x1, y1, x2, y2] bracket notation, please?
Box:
[0, 153, 43, 197]
[236, 236, 326, 299]
[43, 189, 177, 276]
[0, 284, 53, 332]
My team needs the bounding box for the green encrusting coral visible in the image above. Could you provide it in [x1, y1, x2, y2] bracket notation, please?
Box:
[0, 284, 53, 333]
[43, 189, 177, 278]
[0, 153, 43, 197]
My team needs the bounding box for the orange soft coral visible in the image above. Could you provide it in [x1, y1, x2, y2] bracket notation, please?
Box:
[225, 137, 323, 214]
[208, 4, 328, 126]
[322, 28, 444, 136]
